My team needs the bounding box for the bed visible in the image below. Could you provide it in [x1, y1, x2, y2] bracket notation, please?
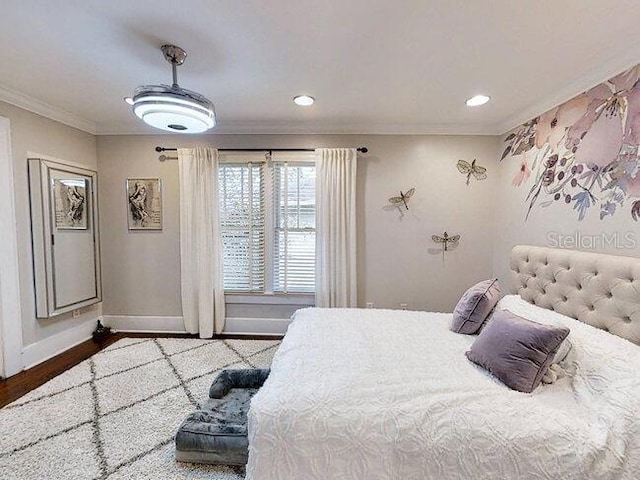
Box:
[247, 246, 640, 479]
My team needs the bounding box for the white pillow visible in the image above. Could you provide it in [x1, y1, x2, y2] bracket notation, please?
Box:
[496, 295, 573, 366]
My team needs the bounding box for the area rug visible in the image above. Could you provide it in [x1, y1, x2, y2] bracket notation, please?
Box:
[0, 337, 280, 479]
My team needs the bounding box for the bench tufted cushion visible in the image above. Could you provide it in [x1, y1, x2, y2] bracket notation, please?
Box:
[175, 368, 270, 466]
[510, 245, 640, 345]
[175, 407, 250, 465]
[209, 368, 270, 399]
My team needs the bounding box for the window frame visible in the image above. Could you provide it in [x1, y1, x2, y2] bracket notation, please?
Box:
[218, 158, 266, 293]
[272, 159, 316, 294]
[219, 151, 316, 299]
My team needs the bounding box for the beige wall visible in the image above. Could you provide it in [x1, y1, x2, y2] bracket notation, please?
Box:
[97, 133, 499, 319]
[0, 102, 99, 346]
[6, 65, 639, 355]
[358, 135, 499, 311]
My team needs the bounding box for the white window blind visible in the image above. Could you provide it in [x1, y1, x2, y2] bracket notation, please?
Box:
[219, 162, 265, 292]
[218, 152, 316, 295]
[273, 162, 316, 293]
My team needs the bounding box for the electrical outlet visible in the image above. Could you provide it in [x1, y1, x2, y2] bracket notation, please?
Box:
[400, 303, 408, 310]
[72, 309, 81, 318]
[366, 302, 374, 309]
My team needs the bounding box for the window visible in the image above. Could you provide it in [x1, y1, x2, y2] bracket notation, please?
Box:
[218, 153, 316, 294]
[273, 162, 316, 293]
[219, 162, 264, 292]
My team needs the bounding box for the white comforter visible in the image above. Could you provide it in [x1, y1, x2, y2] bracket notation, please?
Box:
[247, 298, 640, 480]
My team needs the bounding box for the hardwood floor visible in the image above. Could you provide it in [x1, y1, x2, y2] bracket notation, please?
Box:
[0, 332, 282, 408]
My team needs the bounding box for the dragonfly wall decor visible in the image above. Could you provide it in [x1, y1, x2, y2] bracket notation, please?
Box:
[388, 188, 415, 210]
[457, 159, 487, 185]
[432, 231, 460, 252]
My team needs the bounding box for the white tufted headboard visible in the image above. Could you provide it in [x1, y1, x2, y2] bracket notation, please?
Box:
[510, 245, 640, 345]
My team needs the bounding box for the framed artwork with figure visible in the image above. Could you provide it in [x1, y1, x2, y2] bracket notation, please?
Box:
[53, 178, 88, 230]
[126, 178, 162, 230]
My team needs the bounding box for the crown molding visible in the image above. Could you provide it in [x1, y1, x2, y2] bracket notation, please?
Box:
[5, 44, 638, 139]
[497, 45, 640, 134]
[96, 120, 500, 136]
[0, 82, 96, 135]
[211, 121, 501, 136]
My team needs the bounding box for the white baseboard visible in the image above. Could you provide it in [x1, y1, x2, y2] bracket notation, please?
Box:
[102, 315, 290, 336]
[102, 315, 186, 333]
[18, 314, 288, 372]
[21, 316, 98, 370]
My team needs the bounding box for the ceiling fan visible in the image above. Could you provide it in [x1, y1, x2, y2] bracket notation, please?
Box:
[127, 44, 216, 133]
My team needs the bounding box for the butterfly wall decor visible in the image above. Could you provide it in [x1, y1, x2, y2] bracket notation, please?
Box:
[457, 159, 487, 185]
[388, 188, 415, 210]
[432, 231, 460, 251]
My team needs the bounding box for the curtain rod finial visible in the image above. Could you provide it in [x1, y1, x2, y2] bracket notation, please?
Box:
[155, 146, 163, 152]
[358, 147, 368, 153]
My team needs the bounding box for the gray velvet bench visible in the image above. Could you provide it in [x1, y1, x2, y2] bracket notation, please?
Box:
[175, 368, 270, 466]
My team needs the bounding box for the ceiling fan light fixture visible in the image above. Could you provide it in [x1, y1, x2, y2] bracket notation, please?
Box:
[129, 45, 216, 133]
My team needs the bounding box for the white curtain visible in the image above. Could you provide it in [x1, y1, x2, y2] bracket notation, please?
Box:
[178, 147, 225, 337]
[315, 148, 357, 307]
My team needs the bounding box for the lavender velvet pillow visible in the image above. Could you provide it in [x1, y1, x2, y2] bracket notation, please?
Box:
[450, 279, 502, 334]
[465, 310, 570, 393]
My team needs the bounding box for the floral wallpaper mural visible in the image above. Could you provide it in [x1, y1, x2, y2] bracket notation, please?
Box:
[502, 65, 640, 221]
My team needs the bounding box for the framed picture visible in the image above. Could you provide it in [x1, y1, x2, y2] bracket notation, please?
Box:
[53, 178, 88, 229]
[127, 178, 163, 230]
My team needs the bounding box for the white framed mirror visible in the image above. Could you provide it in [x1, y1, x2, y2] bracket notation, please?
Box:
[28, 158, 101, 318]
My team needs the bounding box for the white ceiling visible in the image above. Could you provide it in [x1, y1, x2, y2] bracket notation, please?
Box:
[1, 0, 640, 135]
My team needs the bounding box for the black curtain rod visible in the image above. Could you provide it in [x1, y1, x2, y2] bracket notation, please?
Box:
[155, 146, 368, 153]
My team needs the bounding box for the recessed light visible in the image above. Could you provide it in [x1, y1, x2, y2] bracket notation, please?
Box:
[124, 96, 134, 105]
[466, 94, 490, 107]
[293, 95, 315, 106]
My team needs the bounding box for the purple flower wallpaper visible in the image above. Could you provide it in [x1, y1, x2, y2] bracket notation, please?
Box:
[502, 65, 640, 221]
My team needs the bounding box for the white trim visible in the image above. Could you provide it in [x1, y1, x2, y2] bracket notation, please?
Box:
[497, 44, 640, 134]
[0, 116, 24, 378]
[102, 314, 290, 335]
[219, 151, 268, 164]
[21, 316, 98, 370]
[102, 315, 186, 333]
[0, 82, 96, 135]
[225, 293, 314, 306]
[2, 45, 640, 138]
[271, 151, 318, 163]
[26, 151, 98, 172]
[97, 121, 499, 136]
[224, 317, 290, 335]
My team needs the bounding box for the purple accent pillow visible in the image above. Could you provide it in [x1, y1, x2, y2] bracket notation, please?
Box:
[465, 310, 570, 393]
[450, 279, 502, 334]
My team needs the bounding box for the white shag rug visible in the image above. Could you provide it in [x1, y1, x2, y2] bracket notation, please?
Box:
[0, 337, 280, 480]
